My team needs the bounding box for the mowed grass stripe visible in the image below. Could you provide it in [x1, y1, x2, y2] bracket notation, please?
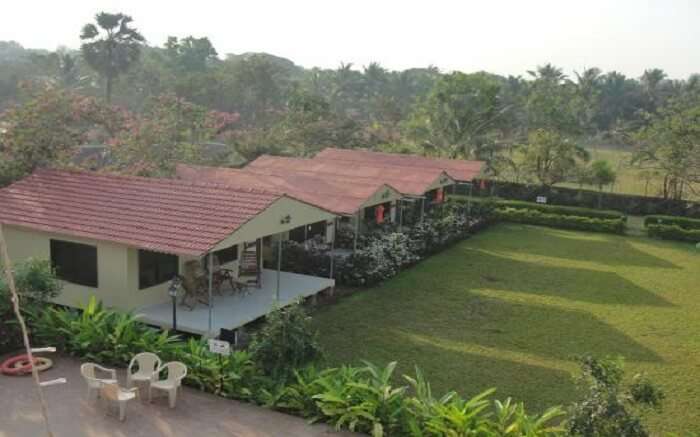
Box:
[311, 223, 700, 434]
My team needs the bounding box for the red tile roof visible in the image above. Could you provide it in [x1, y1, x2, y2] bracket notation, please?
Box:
[314, 148, 484, 181]
[176, 164, 398, 216]
[0, 169, 283, 256]
[246, 155, 453, 196]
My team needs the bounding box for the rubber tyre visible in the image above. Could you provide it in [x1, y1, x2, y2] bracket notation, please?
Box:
[12, 356, 53, 374]
[0, 354, 37, 376]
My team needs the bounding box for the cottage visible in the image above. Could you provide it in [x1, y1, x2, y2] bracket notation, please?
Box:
[176, 163, 404, 246]
[0, 169, 337, 335]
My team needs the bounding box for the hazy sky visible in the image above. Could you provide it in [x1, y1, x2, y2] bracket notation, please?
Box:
[2, 0, 700, 79]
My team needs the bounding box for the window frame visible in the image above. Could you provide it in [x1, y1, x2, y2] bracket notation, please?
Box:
[49, 239, 99, 288]
[138, 249, 179, 290]
[214, 244, 238, 265]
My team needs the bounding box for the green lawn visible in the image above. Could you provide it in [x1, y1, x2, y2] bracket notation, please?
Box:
[311, 224, 700, 434]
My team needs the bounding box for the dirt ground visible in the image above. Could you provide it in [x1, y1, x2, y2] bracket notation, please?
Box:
[0, 355, 355, 437]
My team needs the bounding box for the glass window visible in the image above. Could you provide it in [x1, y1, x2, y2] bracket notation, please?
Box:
[50, 239, 98, 287]
[138, 250, 178, 290]
[289, 221, 327, 243]
[215, 245, 238, 264]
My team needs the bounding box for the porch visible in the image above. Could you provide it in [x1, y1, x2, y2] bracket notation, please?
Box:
[136, 269, 335, 335]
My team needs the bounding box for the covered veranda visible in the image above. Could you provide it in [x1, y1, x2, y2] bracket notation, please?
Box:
[137, 269, 334, 335]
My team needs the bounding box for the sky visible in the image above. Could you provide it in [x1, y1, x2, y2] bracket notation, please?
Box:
[2, 0, 700, 79]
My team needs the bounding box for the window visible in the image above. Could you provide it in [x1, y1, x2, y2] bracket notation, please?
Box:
[138, 250, 178, 290]
[214, 245, 238, 264]
[50, 240, 98, 287]
[289, 221, 327, 243]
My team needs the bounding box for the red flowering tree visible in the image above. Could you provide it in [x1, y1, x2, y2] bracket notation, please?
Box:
[0, 85, 129, 186]
[110, 93, 240, 176]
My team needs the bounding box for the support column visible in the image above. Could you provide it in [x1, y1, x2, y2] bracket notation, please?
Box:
[207, 252, 213, 334]
[420, 197, 425, 223]
[353, 211, 360, 251]
[329, 218, 336, 295]
[275, 234, 282, 302]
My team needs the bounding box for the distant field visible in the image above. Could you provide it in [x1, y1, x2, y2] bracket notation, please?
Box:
[557, 146, 666, 198]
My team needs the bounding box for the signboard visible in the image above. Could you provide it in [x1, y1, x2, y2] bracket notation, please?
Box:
[208, 339, 231, 356]
[536, 196, 547, 204]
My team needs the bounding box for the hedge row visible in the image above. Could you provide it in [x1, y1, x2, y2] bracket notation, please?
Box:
[643, 215, 700, 230]
[494, 207, 626, 234]
[453, 197, 626, 221]
[647, 224, 700, 243]
[456, 179, 700, 218]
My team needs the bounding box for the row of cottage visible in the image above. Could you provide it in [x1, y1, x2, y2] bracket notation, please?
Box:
[0, 148, 483, 336]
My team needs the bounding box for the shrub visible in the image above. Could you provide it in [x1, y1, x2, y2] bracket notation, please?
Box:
[175, 337, 260, 399]
[273, 240, 331, 278]
[249, 301, 323, 379]
[643, 215, 700, 230]
[0, 258, 62, 354]
[494, 207, 626, 234]
[567, 355, 664, 437]
[464, 178, 700, 218]
[402, 367, 565, 436]
[33, 296, 181, 366]
[453, 197, 626, 221]
[646, 224, 700, 243]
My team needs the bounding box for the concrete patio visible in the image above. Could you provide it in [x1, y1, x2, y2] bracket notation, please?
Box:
[0, 355, 353, 437]
[137, 269, 335, 335]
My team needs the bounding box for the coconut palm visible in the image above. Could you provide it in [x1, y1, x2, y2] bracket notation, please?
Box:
[80, 12, 145, 103]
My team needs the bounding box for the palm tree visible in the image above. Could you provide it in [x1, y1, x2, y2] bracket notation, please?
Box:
[80, 12, 145, 103]
[528, 63, 567, 83]
[640, 68, 667, 110]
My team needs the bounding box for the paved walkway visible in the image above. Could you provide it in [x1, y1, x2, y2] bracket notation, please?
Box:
[0, 355, 354, 437]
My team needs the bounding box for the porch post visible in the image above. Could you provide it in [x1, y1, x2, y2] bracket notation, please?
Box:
[329, 218, 336, 286]
[353, 211, 360, 251]
[420, 197, 425, 223]
[207, 252, 213, 334]
[275, 234, 282, 301]
[398, 199, 404, 232]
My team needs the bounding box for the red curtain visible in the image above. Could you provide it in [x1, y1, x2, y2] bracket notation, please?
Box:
[436, 188, 444, 203]
[375, 204, 385, 224]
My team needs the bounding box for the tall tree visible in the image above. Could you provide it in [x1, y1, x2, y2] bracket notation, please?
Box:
[522, 128, 590, 187]
[633, 98, 700, 200]
[404, 72, 507, 159]
[525, 64, 580, 134]
[80, 12, 145, 104]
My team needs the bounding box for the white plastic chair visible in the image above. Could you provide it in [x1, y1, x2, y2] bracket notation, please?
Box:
[127, 352, 161, 389]
[100, 383, 138, 421]
[80, 362, 117, 400]
[149, 361, 188, 408]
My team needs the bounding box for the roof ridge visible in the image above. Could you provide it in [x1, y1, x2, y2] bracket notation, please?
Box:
[35, 167, 283, 198]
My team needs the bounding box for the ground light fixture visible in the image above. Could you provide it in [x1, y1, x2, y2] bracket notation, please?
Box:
[168, 275, 182, 331]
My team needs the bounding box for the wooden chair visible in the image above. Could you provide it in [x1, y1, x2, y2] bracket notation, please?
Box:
[180, 260, 210, 310]
[238, 241, 261, 288]
[127, 352, 161, 389]
[80, 362, 117, 400]
[149, 361, 188, 408]
[100, 383, 138, 421]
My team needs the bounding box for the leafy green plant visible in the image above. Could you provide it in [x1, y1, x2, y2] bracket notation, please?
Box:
[403, 367, 565, 437]
[0, 258, 62, 354]
[567, 355, 664, 437]
[311, 361, 406, 436]
[249, 301, 323, 379]
[34, 296, 180, 366]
